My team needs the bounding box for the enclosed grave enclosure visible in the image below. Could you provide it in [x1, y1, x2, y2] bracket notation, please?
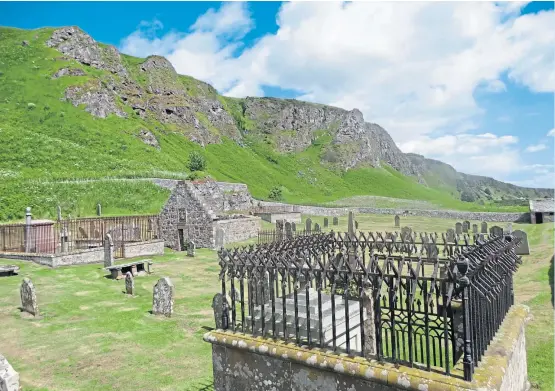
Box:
[210, 229, 525, 388]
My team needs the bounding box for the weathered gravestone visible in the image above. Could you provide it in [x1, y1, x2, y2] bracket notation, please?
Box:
[20, 277, 39, 316]
[394, 215, 400, 228]
[401, 226, 412, 241]
[291, 222, 296, 232]
[212, 293, 229, 330]
[56, 205, 62, 221]
[333, 216, 338, 226]
[253, 271, 270, 305]
[0, 353, 19, 391]
[446, 229, 455, 243]
[462, 221, 469, 233]
[96, 203, 102, 216]
[285, 222, 293, 240]
[314, 223, 321, 232]
[276, 220, 285, 241]
[215, 227, 225, 249]
[455, 222, 463, 235]
[490, 226, 503, 237]
[355, 221, 359, 230]
[512, 230, 530, 255]
[305, 218, 312, 233]
[323, 217, 329, 228]
[125, 272, 134, 295]
[104, 233, 114, 267]
[152, 277, 174, 317]
[505, 223, 513, 234]
[187, 240, 195, 257]
[348, 211, 355, 235]
[481, 222, 488, 234]
[472, 224, 478, 234]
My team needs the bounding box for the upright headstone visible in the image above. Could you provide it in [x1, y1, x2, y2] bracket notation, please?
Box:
[455, 222, 463, 235]
[0, 353, 19, 391]
[314, 223, 321, 232]
[512, 230, 530, 255]
[276, 220, 285, 241]
[490, 226, 503, 237]
[96, 203, 102, 216]
[472, 224, 478, 234]
[215, 227, 225, 249]
[285, 222, 293, 240]
[505, 223, 513, 234]
[291, 222, 297, 232]
[462, 221, 469, 233]
[333, 216, 339, 226]
[394, 215, 400, 228]
[125, 272, 134, 295]
[20, 278, 39, 316]
[56, 205, 62, 221]
[152, 277, 174, 317]
[348, 211, 355, 236]
[323, 217, 329, 228]
[446, 229, 455, 243]
[187, 240, 195, 257]
[212, 293, 229, 330]
[305, 218, 312, 233]
[104, 233, 114, 267]
[401, 226, 412, 241]
[481, 221, 488, 234]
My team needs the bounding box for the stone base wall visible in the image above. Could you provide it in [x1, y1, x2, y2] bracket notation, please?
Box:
[255, 212, 302, 223]
[258, 201, 529, 223]
[205, 305, 530, 391]
[123, 239, 164, 258]
[214, 216, 260, 248]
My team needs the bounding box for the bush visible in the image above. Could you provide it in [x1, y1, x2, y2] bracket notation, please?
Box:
[187, 151, 206, 172]
[268, 186, 283, 201]
[460, 190, 476, 202]
[188, 171, 208, 180]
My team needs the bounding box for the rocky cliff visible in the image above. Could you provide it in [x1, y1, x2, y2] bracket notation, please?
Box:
[38, 26, 552, 202]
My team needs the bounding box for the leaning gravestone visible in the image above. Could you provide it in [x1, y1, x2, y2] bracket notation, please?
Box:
[472, 224, 478, 234]
[215, 227, 225, 249]
[455, 222, 463, 235]
[333, 216, 338, 226]
[125, 272, 134, 295]
[152, 277, 174, 317]
[394, 215, 400, 228]
[446, 229, 455, 243]
[323, 217, 329, 228]
[305, 218, 312, 233]
[212, 293, 229, 329]
[187, 240, 195, 257]
[0, 353, 19, 391]
[512, 230, 530, 255]
[490, 226, 503, 237]
[20, 278, 39, 316]
[104, 233, 114, 267]
[481, 222, 488, 234]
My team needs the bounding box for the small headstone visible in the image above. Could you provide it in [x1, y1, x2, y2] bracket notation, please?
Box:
[505, 223, 513, 234]
[323, 217, 329, 228]
[394, 215, 400, 228]
[20, 278, 39, 316]
[446, 229, 455, 243]
[152, 277, 174, 317]
[96, 203, 102, 216]
[472, 224, 478, 234]
[481, 222, 488, 234]
[56, 205, 62, 221]
[512, 230, 530, 255]
[305, 218, 312, 233]
[285, 222, 293, 240]
[125, 272, 134, 295]
[291, 222, 296, 232]
[212, 293, 229, 329]
[333, 216, 339, 226]
[314, 223, 321, 232]
[462, 221, 469, 233]
[215, 227, 225, 249]
[276, 220, 285, 241]
[455, 222, 462, 235]
[104, 233, 114, 267]
[187, 240, 195, 257]
[401, 226, 412, 241]
[355, 220, 359, 230]
[348, 211, 355, 235]
[490, 226, 503, 237]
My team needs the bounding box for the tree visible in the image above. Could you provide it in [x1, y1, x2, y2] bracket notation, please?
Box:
[188, 151, 206, 172]
[268, 186, 283, 201]
[460, 190, 476, 202]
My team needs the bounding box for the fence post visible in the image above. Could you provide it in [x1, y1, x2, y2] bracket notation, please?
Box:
[24, 207, 32, 253]
[457, 257, 473, 381]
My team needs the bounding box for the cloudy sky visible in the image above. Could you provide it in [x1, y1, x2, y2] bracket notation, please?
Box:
[3, 1, 554, 188]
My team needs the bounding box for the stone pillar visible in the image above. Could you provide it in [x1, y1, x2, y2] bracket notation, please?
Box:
[362, 288, 376, 359]
[0, 354, 19, 391]
[125, 272, 134, 295]
[104, 233, 114, 267]
[152, 277, 174, 317]
[24, 207, 32, 253]
[20, 277, 39, 316]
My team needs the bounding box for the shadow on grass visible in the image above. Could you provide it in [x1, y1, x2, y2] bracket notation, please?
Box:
[188, 381, 214, 391]
[549, 255, 554, 308]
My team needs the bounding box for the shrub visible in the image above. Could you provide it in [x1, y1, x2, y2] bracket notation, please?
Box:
[460, 190, 476, 202]
[187, 151, 206, 172]
[268, 186, 283, 201]
[27, 102, 36, 110]
[188, 171, 208, 180]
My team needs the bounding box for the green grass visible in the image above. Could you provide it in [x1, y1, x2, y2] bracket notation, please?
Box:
[0, 214, 552, 390]
[0, 26, 528, 221]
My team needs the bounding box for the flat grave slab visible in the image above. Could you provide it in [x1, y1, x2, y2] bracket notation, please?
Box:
[0, 265, 20, 277]
[105, 259, 153, 280]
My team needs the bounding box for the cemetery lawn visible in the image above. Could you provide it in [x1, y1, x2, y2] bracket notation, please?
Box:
[0, 214, 553, 391]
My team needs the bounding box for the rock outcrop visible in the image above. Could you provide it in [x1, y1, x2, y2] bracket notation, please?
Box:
[65, 80, 127, 119]
[136, 129, 160, 149]
[52, 67, 86, 79]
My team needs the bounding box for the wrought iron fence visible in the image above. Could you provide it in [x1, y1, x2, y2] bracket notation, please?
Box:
[217, 231, 521, 381]
[0, 215, 160, 257]
[257, 228, 322, 244]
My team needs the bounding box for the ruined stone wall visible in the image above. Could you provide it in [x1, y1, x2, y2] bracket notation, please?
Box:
[258, 201, 529, 223]
[214, 216, 260, 248]
[217, 182, 255, 212]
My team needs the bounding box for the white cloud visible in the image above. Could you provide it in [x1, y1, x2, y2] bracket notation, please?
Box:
[548, 128, 555, 137]
[118, 2, 555, 182]
[524, 143, 547, 152]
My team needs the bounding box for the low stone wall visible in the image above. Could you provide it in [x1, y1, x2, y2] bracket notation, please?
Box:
[204, 305, 530, 391]
[255, 212, 302, 223]
[123, 239, 165, 258]
[258, 201, 529, 223]
[52, 247, 104, 267]
[0, 353, 19, 391]
[214, 216, 260, 248]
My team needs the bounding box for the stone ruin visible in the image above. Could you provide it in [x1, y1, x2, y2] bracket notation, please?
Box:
[20, 277, 39, 316]
[152, 277, 174, 317]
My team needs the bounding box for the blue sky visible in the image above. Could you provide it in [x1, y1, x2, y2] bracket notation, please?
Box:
[1, 1, 554, 188]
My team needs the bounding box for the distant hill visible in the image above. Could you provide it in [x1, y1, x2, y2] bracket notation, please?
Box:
[0, 25, 550, 220]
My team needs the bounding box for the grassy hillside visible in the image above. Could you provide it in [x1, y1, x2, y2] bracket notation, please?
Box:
[0, 26, 528, 221]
